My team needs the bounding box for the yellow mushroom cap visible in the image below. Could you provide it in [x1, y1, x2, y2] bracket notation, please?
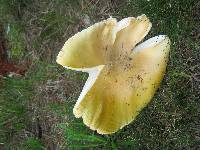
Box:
[56, 15, 170, 134]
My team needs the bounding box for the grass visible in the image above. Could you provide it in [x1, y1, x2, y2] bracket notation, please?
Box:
[19, 138, 46, 150]
[0, 76, 32, 148]
[0, 0, 199, 149]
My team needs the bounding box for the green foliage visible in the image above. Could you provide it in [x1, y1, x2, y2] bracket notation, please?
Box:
[0, 0, 30, 20]
[48, 102, 68, 117]
[26, 61, 58, 82]
[59, 123, 107, 149]
[58, 121, 146, 149]
[0, 77, 32, 146]
[0, 60, 60, 147]
[123, 0, 196, 66]
[39, 10, 77, 40]
[19, 138, 46, 150]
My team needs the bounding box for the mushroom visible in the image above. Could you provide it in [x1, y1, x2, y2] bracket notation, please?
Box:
[56, 15, 170, 134]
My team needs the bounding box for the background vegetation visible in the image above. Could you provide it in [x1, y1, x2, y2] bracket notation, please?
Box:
[0, 0, 199, 149]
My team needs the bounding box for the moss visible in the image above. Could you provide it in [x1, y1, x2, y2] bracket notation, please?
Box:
[7, 23, 25, 60]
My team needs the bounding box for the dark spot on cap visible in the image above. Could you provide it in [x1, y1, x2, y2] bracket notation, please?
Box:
[128, 57, 133, 61]
[105, 45, 108, 51]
